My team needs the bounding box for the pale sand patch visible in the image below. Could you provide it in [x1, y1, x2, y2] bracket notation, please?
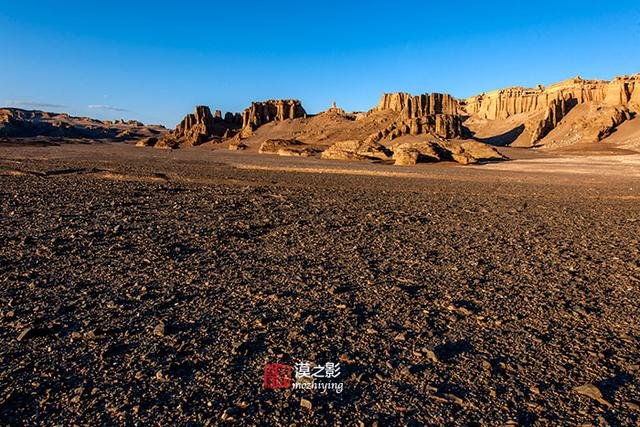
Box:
[476, 154, 640, 177]
[96, 172, 168, 183]
[0, 169, 27, 176]
[232, 164, 444, 178]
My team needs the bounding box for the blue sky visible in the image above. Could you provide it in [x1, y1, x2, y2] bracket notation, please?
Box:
[1, 1, 639, 126]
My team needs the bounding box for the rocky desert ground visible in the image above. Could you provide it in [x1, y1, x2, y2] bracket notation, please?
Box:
[1, 73, 640, 425]
[0, 140, 639, 425]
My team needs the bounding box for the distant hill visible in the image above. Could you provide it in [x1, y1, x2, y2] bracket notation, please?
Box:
[0, 107, 167, 143]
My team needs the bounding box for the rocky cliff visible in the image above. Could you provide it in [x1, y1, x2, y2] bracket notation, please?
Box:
[376, 92, 459, 117]
[174, 106, 241, 145]
[154, 106, 242, 148]
[465, 77, 626, 120]
[369, 92, 464, 140]
[241, 100, 306, 135]
[464, 75, 640, 146]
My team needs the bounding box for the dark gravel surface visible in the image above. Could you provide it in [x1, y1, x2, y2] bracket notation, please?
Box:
[1, 145, 639, 425]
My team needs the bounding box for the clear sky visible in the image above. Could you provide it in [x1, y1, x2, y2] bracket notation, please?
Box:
[1, 1, 639, 126]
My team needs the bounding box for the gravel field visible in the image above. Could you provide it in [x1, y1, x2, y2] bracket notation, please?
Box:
[1, 144, 639, 425]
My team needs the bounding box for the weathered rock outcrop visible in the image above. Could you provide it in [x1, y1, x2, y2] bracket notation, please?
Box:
[539, 103, 634, 148]
[163, 106, 241, 147]
[392, 140, 506, 165]
[370, 92, 464, 141]
[241, 100, 306, 136]
[276, 146, 317, 157]
[376, 92, 459, 117]
[228, 141, 247, 151]
[321, 140, 392, 161]
[464, 75, 640, 146]
[465, 78, 612, 120]
[443, 141, 507, 165]
[392, 142, 443, 165]
[258, 138, 318, 157]
[367, 114, 464, 142]
[259, 138, 301, 154]
[326, 101, 346, 116]
[529, 95, 579, 143]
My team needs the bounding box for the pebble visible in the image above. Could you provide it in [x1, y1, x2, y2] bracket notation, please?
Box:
[573, 383, 611, 407]
[300, 398, 312, 410]
[153, 321, 166, 337]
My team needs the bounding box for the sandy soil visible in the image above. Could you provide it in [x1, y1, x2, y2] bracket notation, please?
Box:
[0, 143, 639, 425]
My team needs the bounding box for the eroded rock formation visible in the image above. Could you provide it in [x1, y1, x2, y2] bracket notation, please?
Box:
[465, 78, 617, 120]
[258, 138, 318, 157]
[173, 106, 241, 146]
[150, 106, 242, 148]
[320, 140, 393, 161]
[367, 114, 463, 142]
[258, 138, 302, 154]
[464, 75, 640, 146]
[369, 92, 464, 141]
[539, 103, 634, 148]
[320, 138, 504, 165]
[241, 100, 306, 136]
[376, 92, 459, 117]
[392, 142, 442, 165]
[392, 140, 506, 165]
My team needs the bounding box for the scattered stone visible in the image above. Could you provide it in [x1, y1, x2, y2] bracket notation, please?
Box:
[153, 321, 166, 337]
[17, 326, 49, 342]
[425, 349, 439, 364]
[300, 398, 313, 410]
[321, 140, 391, 161]
[573, 383, 612, 407]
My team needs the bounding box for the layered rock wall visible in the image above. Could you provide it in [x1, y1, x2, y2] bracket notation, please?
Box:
[465, 75, 640, 145]
[241, 99, 306, 130]
[466, 75, 640, 121]
[376, 92, 459, 117]
[371, 92, 464, 140]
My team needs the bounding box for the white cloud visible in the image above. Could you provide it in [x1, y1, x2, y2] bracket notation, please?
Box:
[4, 100, 68, 110]
[88, 104, 130, 112]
